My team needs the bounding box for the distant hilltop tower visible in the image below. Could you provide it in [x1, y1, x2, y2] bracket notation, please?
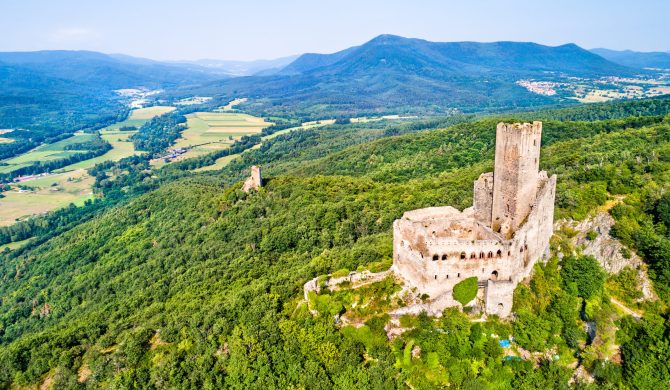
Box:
[491, 121, 543, 238]
[242, 166, 262, 193]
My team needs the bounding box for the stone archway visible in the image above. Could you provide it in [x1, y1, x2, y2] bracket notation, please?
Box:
[490, 270, 499, 280]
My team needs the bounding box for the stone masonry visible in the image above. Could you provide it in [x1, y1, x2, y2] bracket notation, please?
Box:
[242, 165, 262, 193]
[392, 122, 556, 317]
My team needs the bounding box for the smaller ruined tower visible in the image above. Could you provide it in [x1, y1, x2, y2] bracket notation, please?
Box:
[242, 166, 263, 193]
[491, 122, 542, 238]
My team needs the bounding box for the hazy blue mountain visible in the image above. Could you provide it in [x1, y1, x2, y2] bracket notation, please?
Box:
[0, 50, 222, 159]
[0, 50, 219, 88]
[174, 55, 300, 76]
[276, 46, 359, 75]
[178, 35, 634, 117]
[591, 48, 670, 69]
[284, 35, 630, 77]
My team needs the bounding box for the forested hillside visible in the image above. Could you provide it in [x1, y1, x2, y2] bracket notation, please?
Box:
[174, 35, 641, 119]
[0, 51, 220, 161]
[1, 99, 670, 388]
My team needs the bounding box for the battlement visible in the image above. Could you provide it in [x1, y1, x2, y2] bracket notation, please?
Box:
[496, 121, 542, 134]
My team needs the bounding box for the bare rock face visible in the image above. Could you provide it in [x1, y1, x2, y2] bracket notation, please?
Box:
[558, 212, 656, 301]
[573, 212, 641, 273]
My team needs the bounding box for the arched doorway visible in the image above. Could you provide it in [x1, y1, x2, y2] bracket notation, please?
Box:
[490, 270, 499, 280]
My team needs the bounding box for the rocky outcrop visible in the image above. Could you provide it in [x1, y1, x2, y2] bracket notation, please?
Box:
[557, 212, 656, 301]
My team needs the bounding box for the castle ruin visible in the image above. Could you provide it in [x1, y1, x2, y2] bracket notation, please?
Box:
[242, 165, 262, 193]
[392, 122, 556, 317]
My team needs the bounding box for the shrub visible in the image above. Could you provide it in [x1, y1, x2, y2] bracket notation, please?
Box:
[560, 255, 607, 299]
[453, 277, 478, 306]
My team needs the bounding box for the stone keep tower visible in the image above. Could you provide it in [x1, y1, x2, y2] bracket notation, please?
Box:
[491, 122, 542, 238]
[242, 166, 263, 193]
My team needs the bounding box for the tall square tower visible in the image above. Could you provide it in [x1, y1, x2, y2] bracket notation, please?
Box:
[491, 122, 542, 238]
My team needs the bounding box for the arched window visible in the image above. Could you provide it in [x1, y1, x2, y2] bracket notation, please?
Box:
[479, 252, 485, 259]
[488, 251, 493, 258]
[491, 270, 499, 280]
[496, 250, 502, 258]
[434, 275, 437, 279]
[460, 252, 466, 259]
[520, 247, 524, 253]
[441, 254, 448, 260]
[457, 273, 461, 278]
[433, 254, 439, 261]
[470, 252, 476, 259]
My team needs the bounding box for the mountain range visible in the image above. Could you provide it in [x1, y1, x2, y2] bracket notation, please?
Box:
[590, 48, 670, 69]
[2, 35, 667, 134]
[176, 35, 639, 117]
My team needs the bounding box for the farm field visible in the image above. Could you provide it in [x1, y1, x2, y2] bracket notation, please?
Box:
[0, 237, 32, 252]
[55, 129, 141, 171]
[0, 169, 94, 226]
[169, 111, 271, 161]
[195, 121, 326, 171]
[0, 106, 172, 226]
[0, 132, 96, 174]
[107, 106, 175, 130]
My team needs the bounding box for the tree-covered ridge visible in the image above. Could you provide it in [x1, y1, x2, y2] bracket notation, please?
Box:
[1, 101, 670, 387]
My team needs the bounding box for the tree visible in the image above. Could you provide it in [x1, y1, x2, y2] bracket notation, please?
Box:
[452, 277, 478, 306]
[560, 256, 606, 299]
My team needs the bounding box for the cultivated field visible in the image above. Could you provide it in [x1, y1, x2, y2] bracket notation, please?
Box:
[106, 106, 175, 130]
[56, 129, 141, 171]
[0, 169, 94, 226]
[0, 106, 173, 226]
[0, 133, 97, 174]
[169, 111, 271, 161]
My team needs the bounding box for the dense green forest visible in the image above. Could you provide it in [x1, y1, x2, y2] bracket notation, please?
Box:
[1, 96, 670, 388]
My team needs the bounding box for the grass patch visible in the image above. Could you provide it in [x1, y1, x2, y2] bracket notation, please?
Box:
[453, 277, 478, 306]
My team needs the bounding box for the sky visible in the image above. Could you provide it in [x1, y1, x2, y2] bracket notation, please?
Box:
[1, 0, 668, 61]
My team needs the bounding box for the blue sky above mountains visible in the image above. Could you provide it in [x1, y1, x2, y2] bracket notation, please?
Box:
[1, 0, 668, 61]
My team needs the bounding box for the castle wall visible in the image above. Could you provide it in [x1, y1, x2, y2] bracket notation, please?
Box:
[391, 122, 555, 318]
[473, 172, 494, 226]
[485, 280, 515, 317]
[391, 172, 556, 317]
[491, 122, 542, 238]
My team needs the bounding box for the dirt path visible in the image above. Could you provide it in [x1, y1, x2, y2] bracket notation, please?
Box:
[610, 297, 642, 319]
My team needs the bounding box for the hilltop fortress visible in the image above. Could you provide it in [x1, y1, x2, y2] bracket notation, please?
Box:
[392, 122, 556, 317]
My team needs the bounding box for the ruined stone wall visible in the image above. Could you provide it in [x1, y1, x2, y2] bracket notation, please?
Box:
[392, 172, 556, 316]
[473, 172, 494, 226]
[242, 165, 263, 193]
[485, 280, 515, 317]
[505, 173, 556, 283]
[491, 122, 542, 238]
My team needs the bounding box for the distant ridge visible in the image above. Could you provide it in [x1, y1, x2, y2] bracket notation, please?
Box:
[591, 48, 670, 69]
[179, 34, 635, 116]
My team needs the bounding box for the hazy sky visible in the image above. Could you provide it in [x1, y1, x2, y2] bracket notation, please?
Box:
[1, 0, 668, 61]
